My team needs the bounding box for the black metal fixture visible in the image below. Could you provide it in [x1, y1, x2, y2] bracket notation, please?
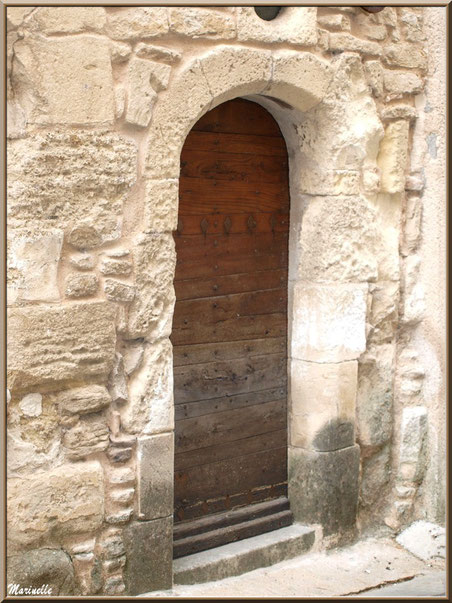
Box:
[254, 7, 283, 21]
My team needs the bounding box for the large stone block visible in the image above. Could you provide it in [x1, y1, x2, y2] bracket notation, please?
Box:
[290, 360, 357, 451]
[378, 119, 410, 194]
[7, 302, 116, 393]
[291, 282, 368, 363]
[383, 70, 424, 96]
[288, 444, 360, 536]
[125, 58, 159, 128]
[13, 35, 115, 125]
[7, 549, 75, 596]
[7, 132, 137, 238]
[58, 385, 111, 416]
[237, 7, 317, 45]
[105, 7, 169, 40]
[144, 179, 179, 233]
[137, 433, 174, 520]
[329, 33, 382, 56]
[29, 7, 107, 34]
[122, 517, 173, 595]
[267, 51, 333, 112]
[297, 195, 378, 282]
[169, 8, 236, 39]
[62, 414, 110, 460]
[122, 339, 173, 435]
[383, 43, 428, 71]
[8, 462, 104, 549]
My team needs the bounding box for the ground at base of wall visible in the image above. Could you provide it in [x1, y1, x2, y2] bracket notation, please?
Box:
[140, 537, 446, 598]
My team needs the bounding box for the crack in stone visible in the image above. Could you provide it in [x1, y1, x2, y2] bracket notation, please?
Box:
[340, 573, 419, 596]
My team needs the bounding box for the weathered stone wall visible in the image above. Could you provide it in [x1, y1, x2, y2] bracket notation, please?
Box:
[6, 6, 445, 596]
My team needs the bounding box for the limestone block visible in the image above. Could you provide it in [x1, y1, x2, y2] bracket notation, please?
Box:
[105, 8, 169, 40]
[107, 467, 135, 486]
[13, 35, 115, 125]
[400, 9, 425, 43]
[383, 43, 428, 71]
[122, 339, 173, 435]
[137, 433, 174, 520]
[127, 234, 176, 339]
[364, 60, 383, 97]
[368, 281, 399, 343]
[328, 33, 382, 56]
[356, 344, 394, 447]
[7, 428, 62, 478]
[100, 258, 132, 276]
[30, 7, 107, 34]
[104, 280, 136, 303]
[58, 385, 111, 416]
[62, 414, 109, 460]
[135, 43, 181, 64]
[68, 226, 102, 250]
[398, 406, 427, 482]
[7, 133, 136, 238]
[7, 549, 75, 596]
[70, 253, 96, 271]
[378, 119, 409, 193]
[383, 70, 424, 96]
[289, 445, 360, 536]
[7, 302, 116, 393]
[297, 195, 378, 282]
[114, 85, 126, 119]
[360, 445, 391, 507]
[109, 41, 131, 64]
[8, 462, 104, 548]
[144, 179, 178, 233]
[396, 521, 445, 561]
[169, 8, 236, 39]
[19, 393, 42, 417]
[65, 273, 99, 298]
[401, 196, 422, 256]
[201, 46, 272, 108]
[381, 105, 417, 122]
[353, 11, 387, 41]
[401, 254, 425, 324]
[8, 229, 63, 302]
[125, 58, 158, 128]
[370, 193, 402, 282]
[290, 360, 357, 452]
[267, 51, 333, 113]
[237, 7, 317, 45]
[108, 352, 128, 404]
[123, 518, 173, 595]
[123, 342, 144, 376]
[291, 282, 368, 363]
[6, 7, 34, 30]
[318, 14, 350, 31]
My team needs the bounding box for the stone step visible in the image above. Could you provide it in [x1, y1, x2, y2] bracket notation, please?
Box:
[173, 523, 317, 585]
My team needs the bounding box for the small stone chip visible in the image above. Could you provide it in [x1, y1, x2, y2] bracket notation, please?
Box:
[67, 225, 102, 249]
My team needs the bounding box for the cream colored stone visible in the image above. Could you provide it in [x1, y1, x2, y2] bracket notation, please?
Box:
[58, 385, 111, 416]
[378, 119, 410, 194]
[19, 393, 42, 417]
[7, 302, 116, 393]
[398, 407, 428, 482]
[123, 342, 144, 376]
[104, 280, 136, 303]
[169, 8, 236, 39]
[30, 7, 107, 34]
[383, 70, 424, 96]
[354, 11, 387, 41]
[135, 43, 181, 64]
[105, 7, 169, 40]
[297, 195, 378, 283]
[317, 14, 350, 31]
[7, 462, 104, 549]
[364, 60, 383, 97]
[68, 225, 102, 250]
[13, 35, 115, 125]
[328, 33, 382, 56]
[122, 339, 173, 434]
[62, 415, 109, 460]
[401, 196, 422, 256]
[267, 51, 333, 113]
[70, 253, 96, 271]
[369, 193, 402, 282]
[100, 258, 132, 276]
[202, 46, 272, 108]
[65, 273, 98, 298]
[144, 179, 178, 233]
[114, 85, 126, 119]
[384, 43, 428, 71]
[108, 352, 128, 404]
[8, 229, 63, 302]
[7, 7, 34, 30]
[7, 429, 62, 477]
[400, 8, 425, 43]
[381, 105, 417, 122]
[290, 360, 357, 451]
[291, 282, 368, 363]
[7, 133, 136, 237]
[110, 41, 132, 64]
[237, 7, 317, 45]
[127, 234, 175, 339]
[125, 58, 158, 128]
[368, 281, 399, 343]
[401, 254, 425, 325]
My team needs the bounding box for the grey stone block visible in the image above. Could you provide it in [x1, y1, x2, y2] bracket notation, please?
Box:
[123, 517, 173, 595]
[288, 444, 360, 536]
[7, 548, 75, 596]
[137, 432, 174, 520]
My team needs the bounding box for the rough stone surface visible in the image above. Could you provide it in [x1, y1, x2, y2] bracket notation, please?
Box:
[58, 385, 111, 416]
[105, 7, 169, 40]
[7, 549, 75, 596]
[290, 360, 357, 452]
[398, 406, 428, 483]
[12, 35, 115, 125]
[7, 302, 116, 393]
[62, 414, 109, 460]
[100, 258, 133, 276]
[368, 281, 399, 343]
[328, 33, 382, 56]
[7, 132, 137, 238]
[8, 461, 104, 549]
[19, 393, 42, 417]
[108, 352, 128, 404]
[110, 40, 131, 64]
[125, 58, 158, 128]
[378, 119, 410, 193]
[288, 444, 360, 536]
[70, 253, 96, 271]
[104, 279, 136, 303]
[396, 521, 446, 561]
[384, 43, 428, 71]
[360, 445, 391, 509]
[123, 342, 144, 376]
[291, 282, 368, 363]
[123, 518, 173, 595]
[6, 7, 35, 29]
[65, 273, 99, 298]
[30, 7, 107, 34]
[137, 433, 174, 520]
[364, 60, 383, 97]
[135, 43, 181, 64]
[122, 339, 173, 434]
[381, 104, 417, 122]
[318, 14, 350, 32]
[401, 255, 425, 324]
[68, 225, 102, 250]
[169, 8, 236, 39]
[401, 196, 422, 256]
[144, 179, 178, 233]
[384, 70, 424, 96]
[237, 7, 317, 45]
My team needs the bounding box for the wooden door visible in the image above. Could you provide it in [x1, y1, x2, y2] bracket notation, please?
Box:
[172, 98, 291, 557]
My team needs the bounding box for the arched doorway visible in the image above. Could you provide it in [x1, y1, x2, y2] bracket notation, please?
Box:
[171, 98, 292, 557]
